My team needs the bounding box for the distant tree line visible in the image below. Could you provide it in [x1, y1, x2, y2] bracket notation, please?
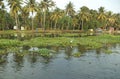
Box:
[0, 0, 120, 31]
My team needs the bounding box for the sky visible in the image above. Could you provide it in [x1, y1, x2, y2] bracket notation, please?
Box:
[3, 0, 120, 13]
[51, 0, 120, 13]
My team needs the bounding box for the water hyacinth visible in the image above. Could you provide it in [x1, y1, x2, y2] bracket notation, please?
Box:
[72, 52, 81, 57]
[0, 34, 120, 50]
[38, 48, 51, 57]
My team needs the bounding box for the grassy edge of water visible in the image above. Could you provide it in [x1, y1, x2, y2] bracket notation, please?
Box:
[0, 34, 120, 50]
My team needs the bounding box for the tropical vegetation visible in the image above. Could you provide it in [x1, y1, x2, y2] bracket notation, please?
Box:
[0, 0, 120, 31]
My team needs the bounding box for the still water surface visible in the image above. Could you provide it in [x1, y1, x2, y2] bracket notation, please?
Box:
[0, 44, 120, 79]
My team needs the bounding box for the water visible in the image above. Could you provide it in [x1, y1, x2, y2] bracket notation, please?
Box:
[0, 44, 120, 79]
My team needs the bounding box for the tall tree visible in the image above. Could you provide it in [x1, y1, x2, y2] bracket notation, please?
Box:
[106, 11, 116, 27]
[78, 6, 90, 30]
[24, 0, 38, 31]
[40, 0, 55, 31]
[0, 0, 4, 8]
[65, 1, 75, 30]
[8, 0, 22, 30]
[50, 7, 62, 29]
[89, 9, 99, 29]
[72, 16, 78, 30]
[0, 0, 5, 30]
[97, 7, 107, 28]
[20, 6, 29, 29]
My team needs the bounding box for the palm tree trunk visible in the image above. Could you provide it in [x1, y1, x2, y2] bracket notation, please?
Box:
[32, 17, 34, 31]
[67, 17, 70, 30]
[43, 9, 46, 33]
[15, 14, 19, 31]
[54, 20, 57, 30]
[82, 19, 84, 30]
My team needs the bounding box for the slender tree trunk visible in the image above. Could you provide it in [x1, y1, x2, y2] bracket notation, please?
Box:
[82, 19, 84, 30]
[67, 17, 70, 30]
[78, 21, 81, 30]
[61, 22, 64, 31]
[31, 12, 34, 31]
[50, 21, 52, 30]
[54, 20, 57, 30]
[15, 14, 19, 31]
[43, 9, 46, 33]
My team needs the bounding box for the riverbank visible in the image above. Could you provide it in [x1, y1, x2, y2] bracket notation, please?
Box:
[0, 34, 120, 49]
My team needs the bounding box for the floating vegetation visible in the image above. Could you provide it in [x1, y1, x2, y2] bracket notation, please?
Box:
[72, 52, 81, 57]
[0, 59, 6, 64]
[0, 34, 120, 50]
[38, 48, 52, 57]
[104, 49, 113, 54]
[0, 39, 21, 49]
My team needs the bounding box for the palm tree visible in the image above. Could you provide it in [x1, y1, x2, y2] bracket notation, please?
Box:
[89, 9, 99, 29]
[0, 0, 4, 8]
[50, 7, 62, 29]
[78, 6, 90, 30]
[0, 0, 5, 31]
[115, 13, 120, 30]
[40, 0, 55, 31]
[106, 11, 116, 27]
[72, 16, 78, 30]
[97, 7, 107, 28]
[24, 0, 38, 31]
[8, 0, 22, 30]
[20, 6, 29, 29]
[35, 6, 43, 29]
[65, 1, 75, 30]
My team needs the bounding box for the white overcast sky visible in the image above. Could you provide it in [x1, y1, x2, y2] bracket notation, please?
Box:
[4, 0, 120, 13]
[51, 0, 120, 13]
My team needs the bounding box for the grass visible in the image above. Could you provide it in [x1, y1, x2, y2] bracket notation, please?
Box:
[0, 34, 120, 50]
[0, 39, 21, 49]
[72, 52, 81, 57]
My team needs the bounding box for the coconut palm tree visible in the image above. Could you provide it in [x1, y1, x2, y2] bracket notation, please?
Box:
[89, 9, 99, 29]
[0, 0, 5, 30]
[65, 1, 75, 30]
[106, 11, 116, 27]
[24, 0, 38, 31]
[50, 7, 62, 29]
[72, 16, 78, 30]
[115, 13, 120, 30]
[8, 0, 22, 30]
[40, 0, 55, 31]
[78, 6, 90, 30]
[97, 7, 107, 28]
[20, 6, 29, 29]
[0, 0, 4, 8]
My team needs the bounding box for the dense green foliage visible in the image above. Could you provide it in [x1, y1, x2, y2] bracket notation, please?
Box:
[0, 0, 120, 31]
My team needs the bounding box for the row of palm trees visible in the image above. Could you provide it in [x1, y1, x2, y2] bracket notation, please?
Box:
[0, 0, 120, 31]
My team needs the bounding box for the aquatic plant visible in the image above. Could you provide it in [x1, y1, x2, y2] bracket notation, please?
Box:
[0, 59, 6, 64]
[0, 39, 21, 49]
[38, 48, 51, 57]
[0, 34, 120, 50]
[104, 49, 113, 54]
[72, 52, 81, 57]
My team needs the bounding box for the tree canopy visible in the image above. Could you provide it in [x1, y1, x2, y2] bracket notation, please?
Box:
[0, 0, 120, 31]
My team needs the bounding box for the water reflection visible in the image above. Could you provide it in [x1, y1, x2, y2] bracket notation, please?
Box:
[0, 44, 120, 79]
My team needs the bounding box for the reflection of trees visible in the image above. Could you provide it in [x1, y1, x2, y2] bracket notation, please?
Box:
[77, 45, 86, 54]
[0, 50, 8, 64]
[64, 46, 73, 60]
[31, 53, 38, 64]
[42, 57, 51, 64]
[96, 48, 101, 55]
[28, 53, 38, 64]
[28, 52, 52, 66]
[13, 53, 24, 71]
[49, 46, 59, 52]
